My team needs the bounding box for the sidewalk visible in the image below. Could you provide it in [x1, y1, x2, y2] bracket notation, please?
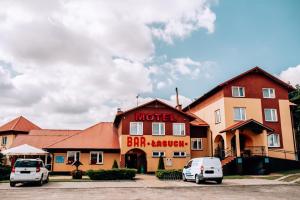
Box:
[0, 174, 293, 189]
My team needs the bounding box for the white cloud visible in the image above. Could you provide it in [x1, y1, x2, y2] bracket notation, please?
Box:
[279, 65, 300, 87]
[0, 0, 216, 129]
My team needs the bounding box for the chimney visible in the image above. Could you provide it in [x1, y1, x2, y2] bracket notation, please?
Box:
[175, 87, 182, 110]
[117, 108, 123, 115]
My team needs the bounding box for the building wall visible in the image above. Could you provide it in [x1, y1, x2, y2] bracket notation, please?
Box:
[52, 152, 120, 172]
[0, 134, 16, 151]
[120, 135, 191, 172]
[189, 96, 226, 150]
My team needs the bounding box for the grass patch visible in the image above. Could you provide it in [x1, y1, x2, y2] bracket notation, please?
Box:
[0, 180, 9, 183]
[277, 169, 300, 175]
[224, 175, 252, 179]
[224, 175, 283, 180]
[257, 175, 282, 180]
[281, 174, 300, 182]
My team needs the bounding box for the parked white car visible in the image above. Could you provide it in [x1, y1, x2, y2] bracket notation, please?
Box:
[182, 157, 223, 184]
[10, 158, 49, 187]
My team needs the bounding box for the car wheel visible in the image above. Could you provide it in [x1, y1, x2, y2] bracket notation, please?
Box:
[45, 175, 49, 184]
[182, 173, 187, 182]
[216, 178, 223, 184]
[38, 176, 43, 186]
[10, 182, 16, 187]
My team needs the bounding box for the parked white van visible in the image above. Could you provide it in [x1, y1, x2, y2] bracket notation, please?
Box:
[182, 157, 223, 184]
[10, 159, 49, 187]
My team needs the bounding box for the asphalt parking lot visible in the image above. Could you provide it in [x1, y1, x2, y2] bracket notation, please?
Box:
[1, 185, 300, 200]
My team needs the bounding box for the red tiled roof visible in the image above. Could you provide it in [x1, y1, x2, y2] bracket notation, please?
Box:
[183, 67, 295, 111]
[185, 112, 209, 126]
[0, 116, 41, 133]
[47, 122, 120, 149]
[10, 129, 80, 149]
[220, 119, 273, 133]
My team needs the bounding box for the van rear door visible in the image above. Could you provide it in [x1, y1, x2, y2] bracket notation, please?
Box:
[203, 158, 222, 178]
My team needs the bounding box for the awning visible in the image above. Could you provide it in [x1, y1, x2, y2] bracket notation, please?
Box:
[220, 119, 273, 133]
[1, 144, 48, 156]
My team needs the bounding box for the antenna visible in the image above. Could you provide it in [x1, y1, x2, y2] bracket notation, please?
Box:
[136, 94, 140, 106]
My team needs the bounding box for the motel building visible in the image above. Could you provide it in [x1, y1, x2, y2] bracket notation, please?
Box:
[0, 67, 298, 174]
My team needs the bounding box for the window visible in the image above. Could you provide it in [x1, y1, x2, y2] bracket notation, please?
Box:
[191, 138, 203, 150]
[1, 136, 7, 145]
[130, 122, 143, 135]
[67, 151, 80, 164]
[264, 109, 278, 122]
[215, 109, 221, 124]
[263, 88, 275, 98]
[268, 134, 280, 147]
[90, 151, 103, 164]
[186, 160, 193, 168]
[232, 86, 245, 97]
[173, 123, 185, 136]
[234, 107, 246, 121]
[152, 123, 165, 135]
[152, 151, 165, 158]
[173, 151, 186, 157]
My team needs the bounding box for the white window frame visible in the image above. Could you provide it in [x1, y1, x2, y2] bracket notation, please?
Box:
[173, 151, 186, 158]
[264, 109, 278, 122]
[173, 123, 186, 136]
[215, 109, 221, 124]
[262, 88, 275, 98]
[232, 86, 245, 97]
[1, 136, 7, 145]
[130, 122, 143, 135]
[234, 107, 246, 121]
[191, 138, 203, 150]
[67, 151, 80, 164]
[152, 122, 165, 136]
[152, 151, 165, 158]
[90, 151, 104, 165]
[268, 134, 280, 147]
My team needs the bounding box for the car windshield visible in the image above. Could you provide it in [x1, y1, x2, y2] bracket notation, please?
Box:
[15, 160, 38, 168]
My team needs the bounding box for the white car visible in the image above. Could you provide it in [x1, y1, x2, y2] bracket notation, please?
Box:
[10, 159, 49, 187]
[182, 157, 223, 184]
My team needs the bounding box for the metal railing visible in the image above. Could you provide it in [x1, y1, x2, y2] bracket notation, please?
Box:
[268, 148, 296, 159]
[242, 146, 266, 157]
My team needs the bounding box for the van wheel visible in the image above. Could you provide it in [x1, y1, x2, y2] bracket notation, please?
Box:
[182, 173, 187, 182]
[195, 175, 202, 184]
[216, 178, 222, 184]
[10, 182, 16, 187]
[38, 176, 43, 186]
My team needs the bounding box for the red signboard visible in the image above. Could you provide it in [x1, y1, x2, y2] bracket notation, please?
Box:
[127, 136, 186, 148]
[134, 113, 176, 122]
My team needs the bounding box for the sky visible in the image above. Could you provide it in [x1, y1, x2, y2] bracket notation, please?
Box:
[0, 0, 299, 129]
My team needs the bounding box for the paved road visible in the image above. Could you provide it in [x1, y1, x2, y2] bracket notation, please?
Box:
[1, 185, 300, 200]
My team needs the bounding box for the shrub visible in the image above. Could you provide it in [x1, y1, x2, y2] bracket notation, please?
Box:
[71, 170, 83, 179]
[86, 169, 137, 180]
[0, 165, 11, 181]
[157, 156, 165, 170]
[156, 169, 182, 180]
[112, 160, 119, 169]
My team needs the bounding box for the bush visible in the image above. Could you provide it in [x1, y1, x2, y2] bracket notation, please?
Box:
[86, 168, 137, 180]
[0, 165, 11, 181]
[156, 169, 182, 180]
[157, 156, 165, 170]
[112, 160, 119, 169]
[71, 170, 83, 179]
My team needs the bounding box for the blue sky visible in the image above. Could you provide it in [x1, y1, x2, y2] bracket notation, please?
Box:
[151, 0, 300, 99]
[0, 0, 299, 128]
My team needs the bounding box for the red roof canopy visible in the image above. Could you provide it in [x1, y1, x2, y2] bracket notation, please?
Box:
[0, 116, 41, 133]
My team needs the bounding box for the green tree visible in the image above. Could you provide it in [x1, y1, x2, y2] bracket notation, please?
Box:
[112, 160, 119, 169]
[157, 156, 165, 170]
[289, 84, 300, 157]
[0, 153, 4, 166]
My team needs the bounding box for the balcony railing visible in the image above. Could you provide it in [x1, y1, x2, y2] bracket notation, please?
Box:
[215, 146, 267, 160]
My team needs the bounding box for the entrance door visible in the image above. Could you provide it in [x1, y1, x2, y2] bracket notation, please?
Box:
[125, 149, 147, 173]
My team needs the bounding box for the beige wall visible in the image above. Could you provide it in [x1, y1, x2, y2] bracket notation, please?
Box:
[268, 100, 296, 160]
[120, 135, 193, 172]
[0, 134, 16, 151]
[52, 152, 120, 172]
[190, 97, 226, 150]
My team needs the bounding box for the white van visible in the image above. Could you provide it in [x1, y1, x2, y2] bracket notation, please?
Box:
[182, 157, 223, 184]
[10, 159, 49, 187]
